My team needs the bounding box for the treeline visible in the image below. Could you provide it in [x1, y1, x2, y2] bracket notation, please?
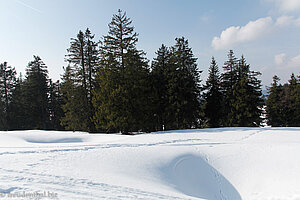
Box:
[0, 10, 299, 133]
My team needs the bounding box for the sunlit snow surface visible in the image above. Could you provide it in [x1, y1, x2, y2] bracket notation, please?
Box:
[0, 128, 300, 200]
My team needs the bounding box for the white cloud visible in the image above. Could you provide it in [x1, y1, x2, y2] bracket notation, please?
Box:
[267, 0, 300, 12]
[212, 17, 273, 50]
[274, 53, 286, 65]
[289, 55, 300, 68]
[275, 53, 300, 69]
[275, 15, 300, 26]
[212, 15, 300, 50]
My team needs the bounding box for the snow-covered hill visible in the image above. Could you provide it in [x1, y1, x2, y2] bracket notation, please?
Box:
[0, 128, 300, 200]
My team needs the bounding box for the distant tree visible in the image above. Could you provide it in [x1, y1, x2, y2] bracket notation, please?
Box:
[93, 9, 152, 133]
[0, 62, 17, 130]
[203, 57, 223, 128]
[266, 75, 284, 126]
[61, 28, 99, 132]
[294, 74, 300, 126]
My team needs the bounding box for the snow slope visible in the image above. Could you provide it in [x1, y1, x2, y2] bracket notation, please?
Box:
[0, 128, 300, 200]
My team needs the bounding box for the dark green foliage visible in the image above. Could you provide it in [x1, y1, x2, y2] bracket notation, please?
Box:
[203, 57, 223, 128]
[7, 76, 27, 130]
[221, 50, 239, 126]
[221, 52, 263, 127]
[93, 10, 152, 134]
[165, 37, 202, 129]
[61, 66, 90, 131]
[266, 74, 300, 127]
[0, 62, 17, 130]
[266, 75, 284, 126]
[151, 44, 171, 131]
[231, 56, 263, 126]
[22, 56, 50, 129]
[48, 80, 64, 130]
[61, 28, 99, 132]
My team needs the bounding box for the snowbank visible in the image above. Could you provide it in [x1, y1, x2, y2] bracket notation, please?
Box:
[0, 128, 300, 199]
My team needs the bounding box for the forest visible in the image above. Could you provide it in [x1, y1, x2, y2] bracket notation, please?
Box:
[0, 10, 299, 133]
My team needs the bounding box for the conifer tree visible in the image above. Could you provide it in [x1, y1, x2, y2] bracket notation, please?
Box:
[62, 28, 99, 132]
[203, 57, 223, 128]
[221, 50, 238, 126]
[266, 75, 284, 126]
[93, 10, 152, 133]
[230, 56, 263, 126]
[22, 56, 50, 129]
[0, 62, 17, 130]
[48, 80, 64, 130]
[151, 44, 171, 131]
[7, 74, 26, 130]
[165, 37, 202, 129]
[294, 74, 300, 126]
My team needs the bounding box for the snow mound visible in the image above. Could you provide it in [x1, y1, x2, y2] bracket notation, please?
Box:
[160, 154, 241, 199]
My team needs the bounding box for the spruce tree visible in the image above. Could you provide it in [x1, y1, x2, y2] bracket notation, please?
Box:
[221, 50, 239, 126]
[22, 56, 50, 129]
[0, 62, 17, 130]
[48, 80, 64, 130]
[165, 37, 202, 129]
[62, 28, 99, 132]
[266, 75, 284, 126]
[7, 74, 26, 130]
[230, 56, 263, 127]
[293, 74, 300, 126]
[203, 57, 223, 128]
[93, 10, 152, 133]
[151, 44, 171, 131]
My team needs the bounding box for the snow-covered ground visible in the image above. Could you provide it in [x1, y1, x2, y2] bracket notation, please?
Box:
[0, 128, 300, 200]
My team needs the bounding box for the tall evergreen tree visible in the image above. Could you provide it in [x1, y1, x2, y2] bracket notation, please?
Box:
[230, 56, 263, 126]
[221, 50, 239, 126]
[0, 62, 17, 130]
[203, 57, 223, 128]
[48, 80, 64, 130]
[93, 10, 152, 133]
[151, 44, 171, 131]
[165, 37, 202, 129]
[7, 74, 26, 130]
[22, 56, 50, 129]
[266, 75, 284, 126]
[62, 28, 99, 132]
[293, 74, 300, 126]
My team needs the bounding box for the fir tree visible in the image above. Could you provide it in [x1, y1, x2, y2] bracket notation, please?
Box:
[151, 44, 171, 131]
[293, 74, 300, 126]
[230, 56, 263, 127]
[48, 80, 64, 130]
[22, 56, 50, 129]
[62, 28, 99, 132]
[61, 66, 89, 131]
[93, 10, 152, 133]
[0, 62, 17, 130]
[266, 75, 284, 126]
[165, 37, 202, 129]
[221, 50, 238, 126]
[203, 57, 223, 128]
[7, 74, 26, 130]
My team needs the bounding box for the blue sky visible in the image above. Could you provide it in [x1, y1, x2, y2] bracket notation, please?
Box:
[0, 0, 299, 86]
